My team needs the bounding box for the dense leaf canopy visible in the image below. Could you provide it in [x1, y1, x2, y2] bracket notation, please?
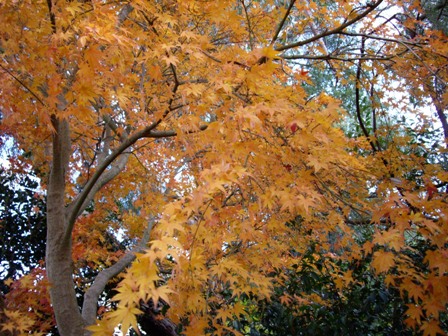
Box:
[0, 0, 447, 335]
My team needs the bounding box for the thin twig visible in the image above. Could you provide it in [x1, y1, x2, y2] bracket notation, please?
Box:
[276, 0, 384, 52]
[0, 64, 46, 106]
[270, 0, 296, 46]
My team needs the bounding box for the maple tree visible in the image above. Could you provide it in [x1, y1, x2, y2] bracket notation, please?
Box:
[0, 0, 447, 335]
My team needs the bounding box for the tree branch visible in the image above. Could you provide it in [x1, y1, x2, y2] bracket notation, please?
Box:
[281, 53, 394, 61]
[66, 114, 131, 221]
[0, 63, 46, 106]
[65, 124, 208, 241]
[82, 252, 136, 327]
[340, 31, 426, 46]
[46, 0, 56, 34]
[355, 38, 378, 153]
[270, 0, 296, 46]
[82, 217, 155, 327]
[117, 3, 134, 25]
[276, 0, 384, 52]
[240, 0, 255, 49]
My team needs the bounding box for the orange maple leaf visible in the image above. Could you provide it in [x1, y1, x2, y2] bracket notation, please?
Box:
[371, 251, 395, 273]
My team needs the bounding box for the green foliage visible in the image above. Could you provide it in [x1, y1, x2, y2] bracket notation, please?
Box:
[422, 0, 448, 35]
[237, 241, 413, 335]
[0, 168, 46, 294]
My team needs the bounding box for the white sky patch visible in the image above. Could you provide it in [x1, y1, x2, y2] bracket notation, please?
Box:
[0, 136, 14, 169]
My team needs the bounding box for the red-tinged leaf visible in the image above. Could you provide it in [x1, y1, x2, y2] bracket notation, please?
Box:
[290, 122, 298, 133]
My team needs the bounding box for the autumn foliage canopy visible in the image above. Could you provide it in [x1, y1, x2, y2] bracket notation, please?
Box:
[0, 0, 447, 335]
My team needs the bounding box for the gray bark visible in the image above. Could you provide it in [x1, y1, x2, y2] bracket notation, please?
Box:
[46, 117, 85, 335]
[41, 3, 187, 335]
[82, 218, 154, 329]
[45, 115, 189, 334]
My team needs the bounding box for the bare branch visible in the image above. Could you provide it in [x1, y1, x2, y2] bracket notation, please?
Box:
[118, 3, 134, 25]
[276, 0, 384, 52]
[281, 53, 394, 61]
[66, 114, 131, 221]
[82, 252, 136, 327]
[240, 0, 255, 49]
[70, 149, 131, 221]
[355, 37, 378, 152]
[340, 31, 426, 46]
[270, 0, 296, 46]
[201, 50, 222, 63]
[103, 114, 127, 142]
[46, 0, 56, 34]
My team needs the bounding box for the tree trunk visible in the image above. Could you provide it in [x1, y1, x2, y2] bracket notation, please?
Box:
[46, 118, 85, 335]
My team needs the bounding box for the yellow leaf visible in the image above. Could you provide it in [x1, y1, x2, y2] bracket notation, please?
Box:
[108, 305, 142, 335]
[1, 321, 16, 333]
[112, 279, 141, 307]
[307, 155, 327, 172]
[261, 46, 280, 60]
[86, 319, 117, 336]
[162, 54, 179, 66]
[151, 285, 174, 307]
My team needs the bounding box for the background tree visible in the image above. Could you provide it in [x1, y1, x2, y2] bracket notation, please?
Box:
[0, 167, 46, 294]
[0, 1, 446, 335]
[0, 166, 56, 335]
